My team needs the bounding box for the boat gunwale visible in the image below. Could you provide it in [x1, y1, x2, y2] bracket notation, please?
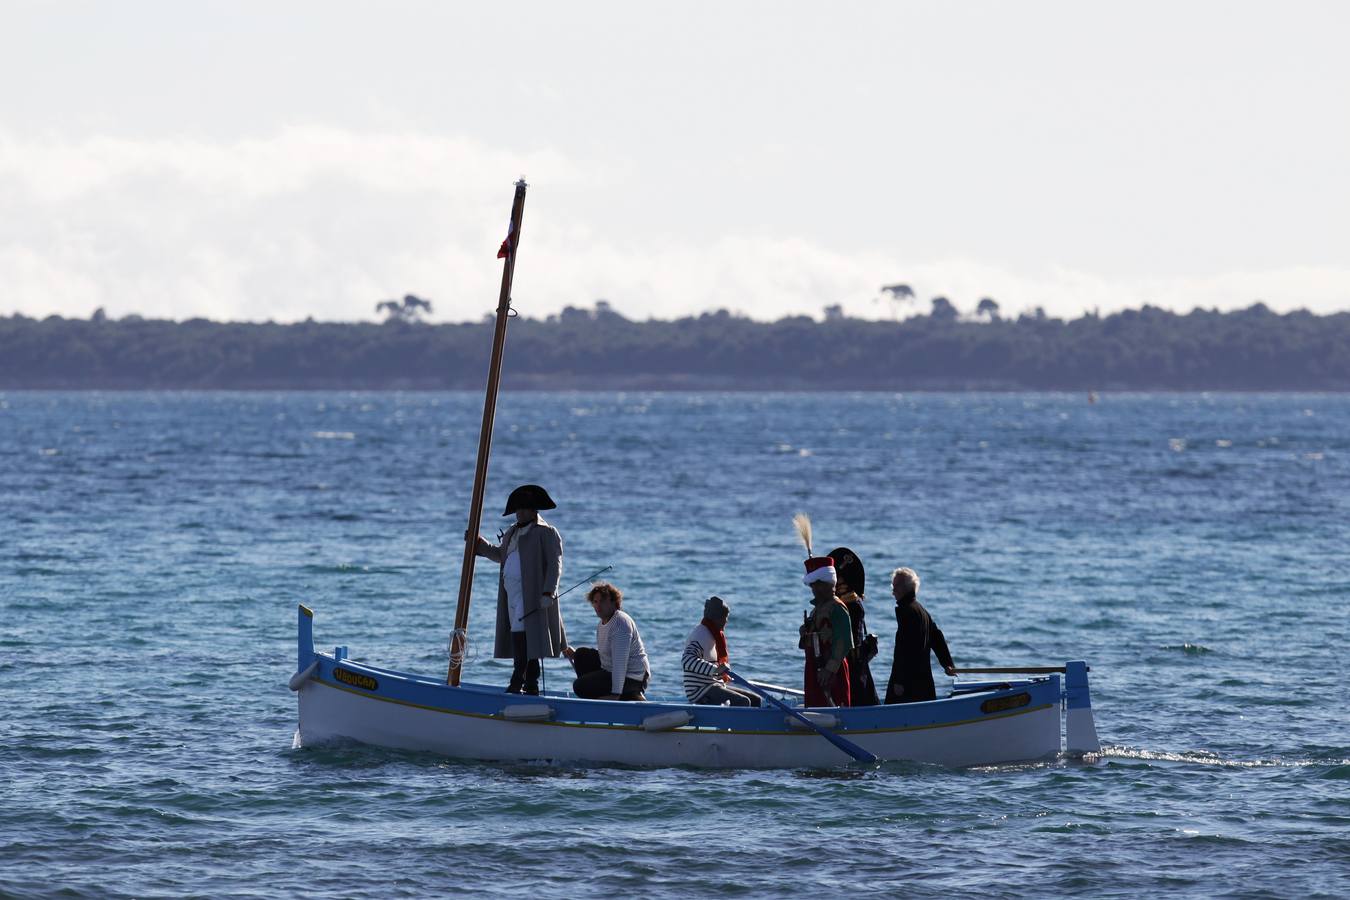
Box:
[310, 651, 1059, 737]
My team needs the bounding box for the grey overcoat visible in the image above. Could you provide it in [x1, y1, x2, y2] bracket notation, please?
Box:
[478, 516, 566, 659]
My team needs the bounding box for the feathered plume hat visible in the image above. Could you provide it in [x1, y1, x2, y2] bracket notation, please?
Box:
[794, 513, 836, 585]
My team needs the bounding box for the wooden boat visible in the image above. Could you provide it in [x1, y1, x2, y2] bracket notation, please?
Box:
[292, 606, 1100, 767]
[289, 179, 1102, 768]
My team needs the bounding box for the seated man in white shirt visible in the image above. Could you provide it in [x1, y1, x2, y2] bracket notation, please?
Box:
[682, 596, 761, 707]
[564, 582, 649, 701]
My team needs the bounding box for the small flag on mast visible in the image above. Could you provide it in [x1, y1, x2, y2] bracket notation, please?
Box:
[497, 220, 514, 259]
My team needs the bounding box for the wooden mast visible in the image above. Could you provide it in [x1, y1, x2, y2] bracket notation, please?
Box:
[447, 178, 528, 685]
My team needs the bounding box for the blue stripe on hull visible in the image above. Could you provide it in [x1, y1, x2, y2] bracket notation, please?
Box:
[310, 651, 1061, 737]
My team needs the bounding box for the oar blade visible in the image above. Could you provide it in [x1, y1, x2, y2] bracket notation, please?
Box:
[726, 669, 878, 765]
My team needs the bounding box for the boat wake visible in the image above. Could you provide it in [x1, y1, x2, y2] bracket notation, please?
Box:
[1158, 642, 1215, 655]
[1096, 744, 1350, 769]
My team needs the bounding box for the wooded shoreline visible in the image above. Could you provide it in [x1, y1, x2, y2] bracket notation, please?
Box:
[3, 303, 1347, 390]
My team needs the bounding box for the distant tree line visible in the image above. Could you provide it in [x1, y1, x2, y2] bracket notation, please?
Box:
[1, 300, 1348, 390]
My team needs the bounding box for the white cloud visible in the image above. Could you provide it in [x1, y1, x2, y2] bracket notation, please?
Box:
[0, 127, 586, 203]
[2, 128, 1348, 324]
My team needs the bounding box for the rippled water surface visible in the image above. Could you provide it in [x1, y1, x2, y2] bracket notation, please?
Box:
[3, 392, 1347, 897]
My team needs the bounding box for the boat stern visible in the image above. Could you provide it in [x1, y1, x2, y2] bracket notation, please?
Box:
[1064, 660, 1100, 754]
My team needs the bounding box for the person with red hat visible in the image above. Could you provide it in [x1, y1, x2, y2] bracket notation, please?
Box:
[797, 555, 854, 706]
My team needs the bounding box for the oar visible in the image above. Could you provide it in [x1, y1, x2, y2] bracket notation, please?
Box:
[522, 565, 613, 620]
[555, 565, 613, 600]
[724, 668, 878, 765]
[746, 679, 805, 698]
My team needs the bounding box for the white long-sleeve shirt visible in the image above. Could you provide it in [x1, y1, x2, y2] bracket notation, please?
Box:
[597, 610, 650, 695]
[502, 523, 533, 631]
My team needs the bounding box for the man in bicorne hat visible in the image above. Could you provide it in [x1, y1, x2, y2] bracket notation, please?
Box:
[473, 484, 566, 694]
[797, 556, 854, 707]
[828, 546, 880, 707]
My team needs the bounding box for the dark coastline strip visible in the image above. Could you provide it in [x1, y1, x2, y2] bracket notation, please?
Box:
[3, 303, 1348, 391]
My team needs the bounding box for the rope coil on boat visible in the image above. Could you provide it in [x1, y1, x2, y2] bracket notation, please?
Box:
[446, 627, 474, 669]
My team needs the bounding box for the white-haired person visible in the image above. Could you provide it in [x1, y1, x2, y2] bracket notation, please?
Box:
[681, 596, 761, 707]
[884, 567, 956, 704]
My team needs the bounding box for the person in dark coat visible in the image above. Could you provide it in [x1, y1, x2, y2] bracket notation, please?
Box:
[827, 547, 880, 706]
[473, 484, 566, 694]
[885, 567, 956, 704]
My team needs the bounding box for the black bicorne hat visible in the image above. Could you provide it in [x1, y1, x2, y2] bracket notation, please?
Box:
[826, 546, 864, 596]
[503, 484, 556, 516]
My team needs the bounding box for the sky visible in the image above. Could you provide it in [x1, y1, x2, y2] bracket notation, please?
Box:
[2, 0, 1347, 323]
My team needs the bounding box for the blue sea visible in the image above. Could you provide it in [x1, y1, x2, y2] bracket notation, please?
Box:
[2, 391, 1347, 897]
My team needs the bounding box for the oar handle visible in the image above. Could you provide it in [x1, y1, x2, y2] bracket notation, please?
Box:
[746, 679, 805, 698]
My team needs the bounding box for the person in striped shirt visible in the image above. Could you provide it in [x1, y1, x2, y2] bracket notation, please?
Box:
[681, 596, 761, 707]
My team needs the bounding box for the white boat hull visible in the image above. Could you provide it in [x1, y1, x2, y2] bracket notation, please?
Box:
[291, 607, 1097, 769]
[298, 676, 1062, 768]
